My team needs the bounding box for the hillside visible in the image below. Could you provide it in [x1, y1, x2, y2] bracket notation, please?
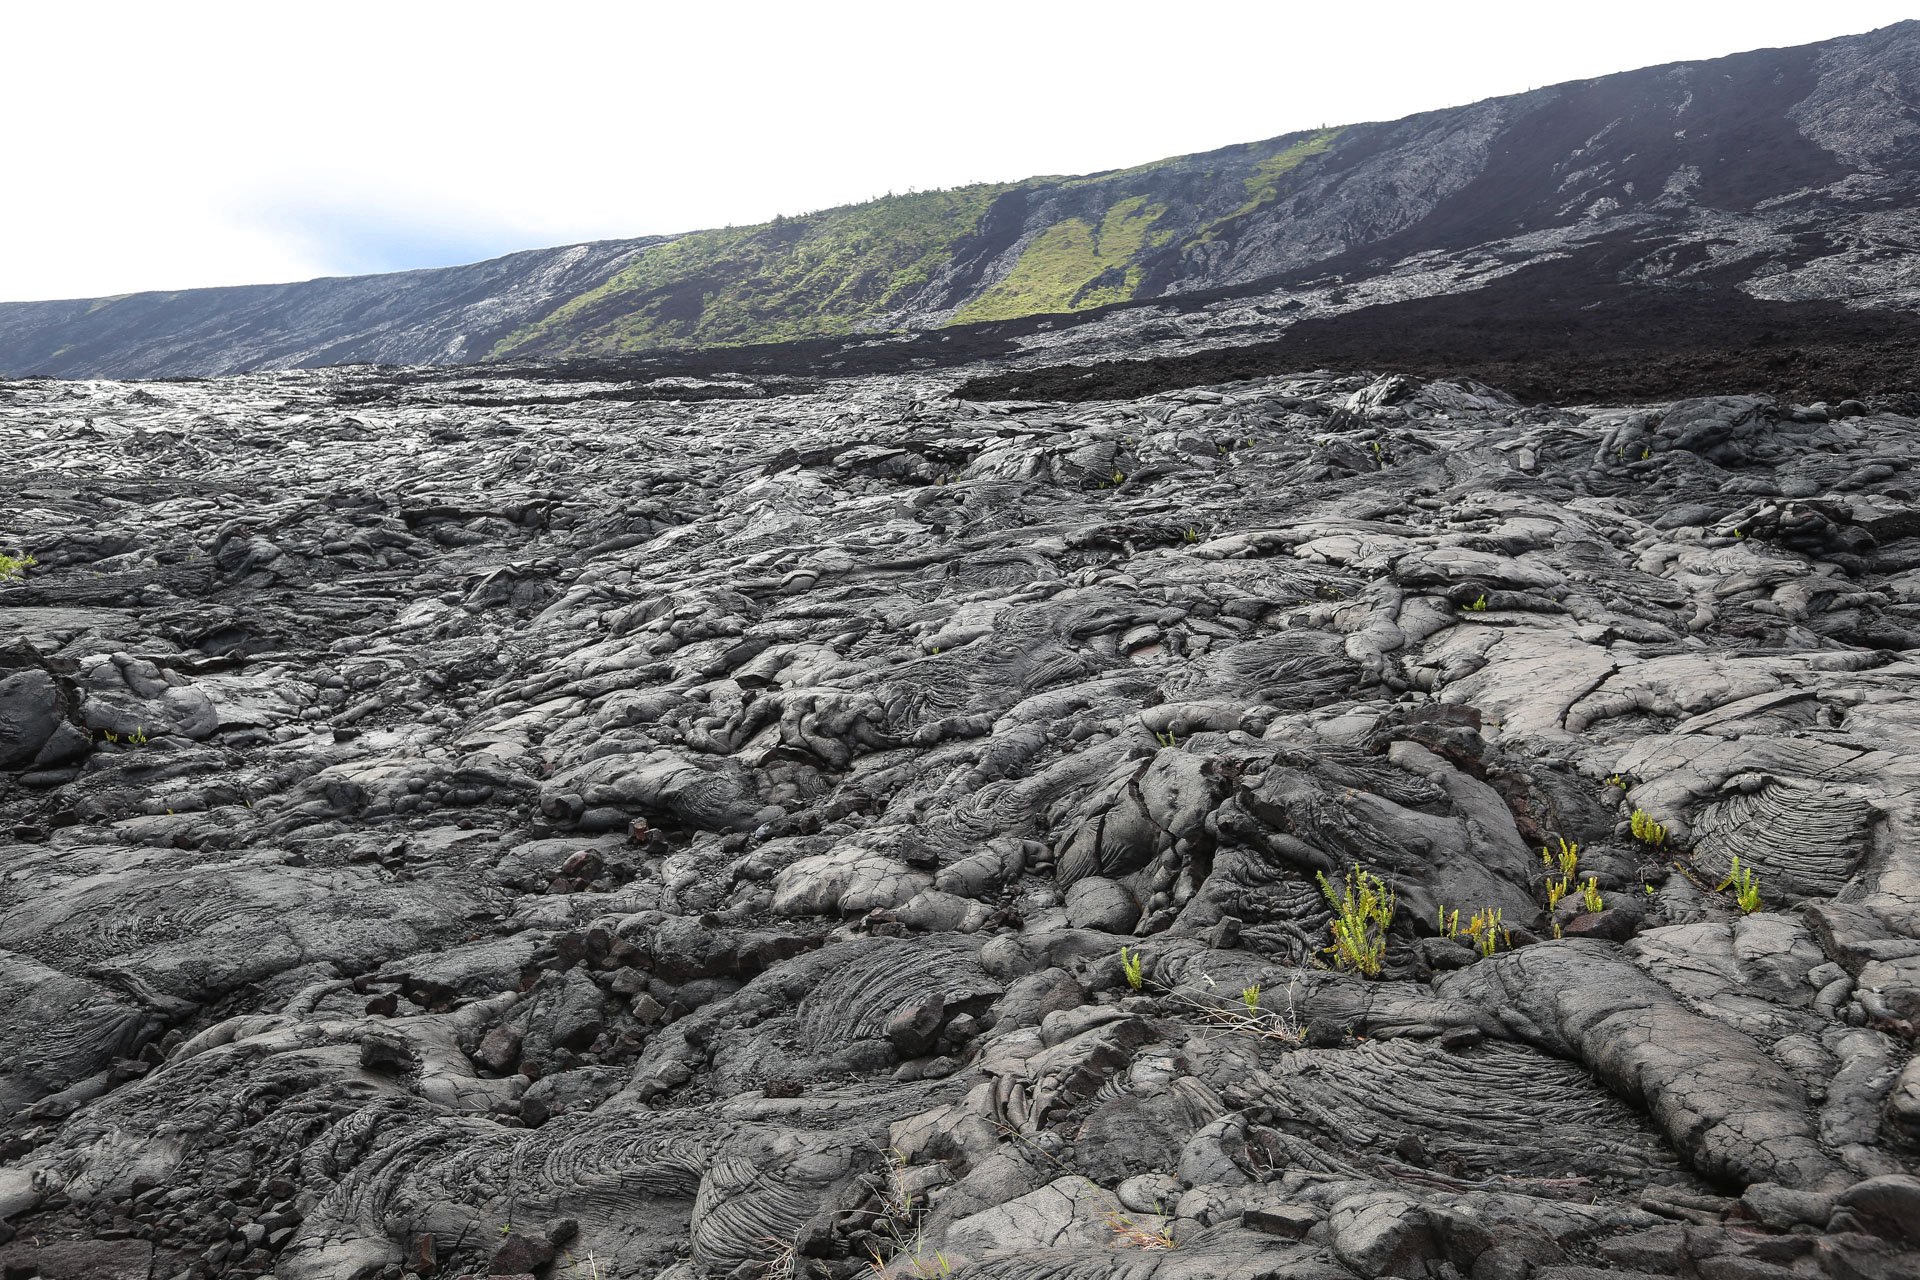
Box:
[2, 20, 1918, 380]
[0, 238, 663, 379]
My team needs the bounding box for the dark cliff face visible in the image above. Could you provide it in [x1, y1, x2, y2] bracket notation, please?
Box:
[3, 21, 1918, 379]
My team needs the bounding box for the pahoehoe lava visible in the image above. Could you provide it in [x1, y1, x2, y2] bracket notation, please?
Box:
[3, 350, 1920, 1280]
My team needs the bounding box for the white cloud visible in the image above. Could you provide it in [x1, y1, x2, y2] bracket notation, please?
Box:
[1, 0, 1910, 300]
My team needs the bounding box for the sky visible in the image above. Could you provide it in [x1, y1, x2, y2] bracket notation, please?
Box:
[2, 1, 1913, 302]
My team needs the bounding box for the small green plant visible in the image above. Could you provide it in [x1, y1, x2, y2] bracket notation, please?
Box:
[1718, 854, 1762, 914]
[0, 552, 36, 582]
[1119, 945, 1144, 992]
[1605, 774, 1628, 789]
[1542, 838, 1578, 908]
[1580, 876, 1604, 914]
[1182, 526, 1200, 542]
[1112, 470, 1125, 484]
[1543, 838, 1579, 880]
[863, 1231, 953, 1277]
[1630, 809, 1668, 847]
[1465, 595, 1488, 611]
[1178, 973, 1301, 1042]
[1440, 901, 1509, 955]
[1153, 730, 1181, 748]
[1464, 906, 1508, 957]
[1317, 866, 1395, 978]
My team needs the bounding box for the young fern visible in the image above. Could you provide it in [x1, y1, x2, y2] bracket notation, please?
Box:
[1119, 946, 1144, 992]
[1542, 838, 1578, 908]
[1718, 854, 1762, 914]
[1464, 907, 1509, 957]
[1317, 867, 1395, 978]
[1630, 809, 1668, 847]
[1580, 876, 1604, 914]
[1543, 838, 1579, 881]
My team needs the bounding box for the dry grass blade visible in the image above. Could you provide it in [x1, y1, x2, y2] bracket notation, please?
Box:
[757, 1237, 798, 1280]
[1102, 1209, 1178, 1250]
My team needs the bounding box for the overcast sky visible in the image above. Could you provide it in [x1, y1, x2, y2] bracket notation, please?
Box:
[3, 1, 1911, 302]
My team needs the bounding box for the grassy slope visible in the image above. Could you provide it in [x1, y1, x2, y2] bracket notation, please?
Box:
[951, 196, 1170, 325]
[491, 127, 1348, 358]
[489, 185, 1016, 359]
[950, 130, 1345, 325]
[1223, 128, 1344, 224]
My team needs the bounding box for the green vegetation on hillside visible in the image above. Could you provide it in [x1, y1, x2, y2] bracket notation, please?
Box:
[1205, 128, 1345, 235]
[489, 185, 1015, 359]
[952, 195, 1168, 324]
[487, 124, 1347, 358]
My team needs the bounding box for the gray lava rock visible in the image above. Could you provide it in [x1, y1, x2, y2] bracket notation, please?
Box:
[1245, 1203, 1318, 1238]
[1177, 1113, 1254, 1188]
[993, 968, 1086, 1029]
[1064, 876, 1140, 933]
[359, 1034, 415, 1074]
[490, 1230, 556, 1274]
[1741, 1181, 1836, 1230]
[474, 1025, 523, 1074]
[1328, 1190, 1440, 1279]
[4, 350, 1920, 1280]
[0, 666, 64, 769]
[1562, 906, 1642, 942]
[885, 992, 946, 1058]
[1833, 1174, 1920, 1245]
